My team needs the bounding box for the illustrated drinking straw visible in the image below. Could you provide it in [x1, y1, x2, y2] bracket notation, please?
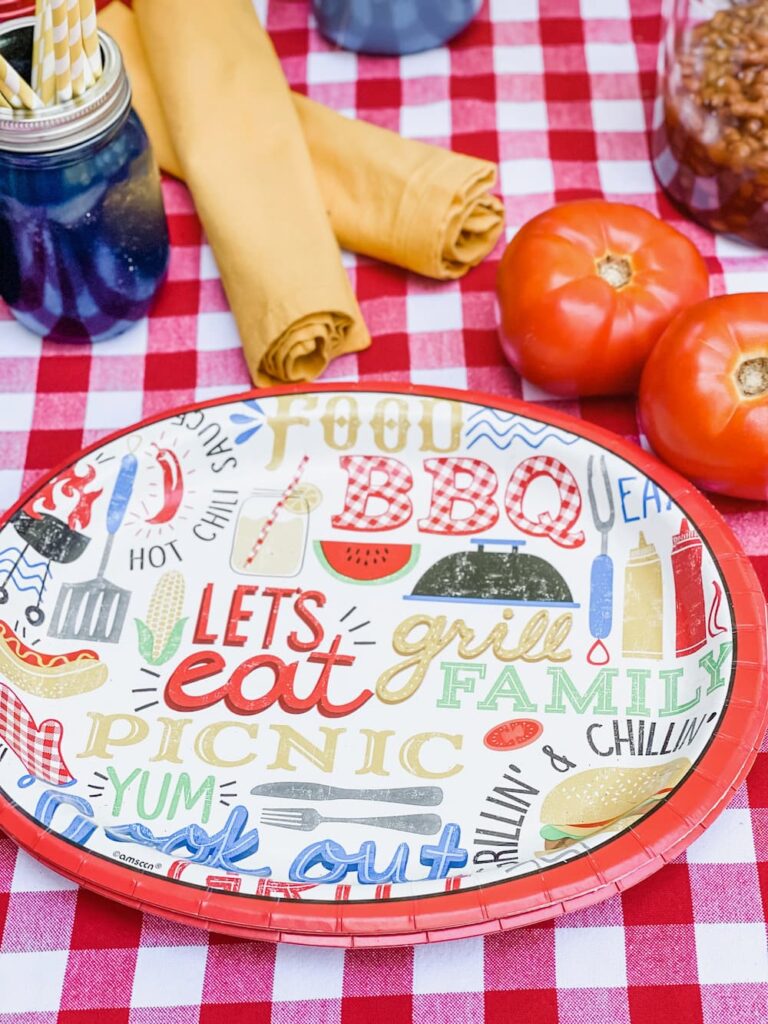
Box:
[79, 0, 100, 80]
[244, 455, 310, 567]
[50, 0, 71, 103]
[66, 0, 86, 97]
[0, 53, 42, 109]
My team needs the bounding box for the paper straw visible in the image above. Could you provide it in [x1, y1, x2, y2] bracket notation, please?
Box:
[35, 0, 56, 105]
[0, 52, 42, 109]
[50, 0, 71, 102]
[0, 92, 10, 109]
[31, 0, 43, 91]
[79, 0, 100, 80]
[67, 0, 86, 97]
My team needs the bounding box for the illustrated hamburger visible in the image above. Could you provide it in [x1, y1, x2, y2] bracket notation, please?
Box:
[539, 758, 691, 851]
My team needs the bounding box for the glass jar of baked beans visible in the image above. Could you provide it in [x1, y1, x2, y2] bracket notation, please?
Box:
[653, 0, 768, 246]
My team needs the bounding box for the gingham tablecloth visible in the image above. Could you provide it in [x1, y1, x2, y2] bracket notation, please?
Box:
[0, 0, 767, 1021]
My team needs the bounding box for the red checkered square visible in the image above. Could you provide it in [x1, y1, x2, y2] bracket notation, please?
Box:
[144, 351, 197, 391]
[24, 429, 83, 471]
[149, 280, 200, 319]
[622, 864, 694, 926]
[356, 78, 402, 109]
[485, 988, 558, 1023]
[627, 985, 703, 1024]
[341, 995, 413, 1024]
[36, 354, 91, 393]
[68, 889, 143, 950]
[199, 1003, 272, 1024]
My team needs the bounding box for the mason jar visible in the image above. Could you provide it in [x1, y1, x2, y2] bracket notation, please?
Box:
[0, 18, 169, 341]
[231, 489, 312, 578]
[312, 0, 482, 55]
[652, 0, 768, 246]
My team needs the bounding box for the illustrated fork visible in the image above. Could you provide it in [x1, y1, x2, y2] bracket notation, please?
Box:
[260, 807, 442, 835]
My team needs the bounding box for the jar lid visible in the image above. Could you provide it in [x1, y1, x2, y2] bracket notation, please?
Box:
[0, 18, 131, 153]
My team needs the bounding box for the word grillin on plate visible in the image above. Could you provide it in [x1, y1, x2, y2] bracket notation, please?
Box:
[0, 384, 764, 945]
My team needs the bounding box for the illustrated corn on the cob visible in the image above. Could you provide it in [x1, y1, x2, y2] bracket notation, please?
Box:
[135, 570, 187, 666]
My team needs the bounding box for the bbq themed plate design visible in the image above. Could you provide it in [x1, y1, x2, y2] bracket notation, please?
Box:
[0, 385, 765, 945]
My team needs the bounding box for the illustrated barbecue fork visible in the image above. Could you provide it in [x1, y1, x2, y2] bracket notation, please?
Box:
[586, 454, 616, 663]
[48, 454, 136, 643]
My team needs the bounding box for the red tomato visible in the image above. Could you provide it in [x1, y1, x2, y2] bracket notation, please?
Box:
[639, 294, 768, 501]
[484, 719, 543, 751]
[496, 200, 709, 397]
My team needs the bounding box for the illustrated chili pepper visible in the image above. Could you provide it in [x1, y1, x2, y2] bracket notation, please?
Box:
[146, 446, 184, 525]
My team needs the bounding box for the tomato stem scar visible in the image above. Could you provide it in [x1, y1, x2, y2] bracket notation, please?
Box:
[736, 356, 768, 398]
[596, 254, 632, 289]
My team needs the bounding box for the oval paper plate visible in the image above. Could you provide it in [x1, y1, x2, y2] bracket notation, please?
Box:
[0, 384, 765, 945]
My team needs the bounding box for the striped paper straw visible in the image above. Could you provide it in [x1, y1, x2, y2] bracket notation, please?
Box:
[0, 92, 10, 109]
[34, 0, 56, 105]
[31, 0, 43, 91]
[50, 0, 71, 103]
[0, 52, 42, 109]
[66, 0, 86, 97]
[79, 0, 100, 80]
[244, 456, 310, 567]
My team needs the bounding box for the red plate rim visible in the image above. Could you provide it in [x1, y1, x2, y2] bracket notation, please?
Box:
[0, 381, 765, 945]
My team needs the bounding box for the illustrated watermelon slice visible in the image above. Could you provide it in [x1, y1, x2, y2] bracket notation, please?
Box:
[313, 541, 420, 585]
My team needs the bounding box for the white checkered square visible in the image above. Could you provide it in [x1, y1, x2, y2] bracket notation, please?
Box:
[401, 100, 452, 139]
[591, 99, 646, 132]
[413, 937, 485, 994]
[132, 944, 207, 1007]
[272, 944, 345, 1001]
[585, 42, 639, 74]
[687, 808, 757, 864]
[0, 469, 22, 513]
[0, 320, 43, 357]
[196, 311, 242, 352]
[580, 0, 631, 16]
[556, 926, 628, 988]
[199, 243, 219, 280]
[400, 47, 451, 79]
[498, 100, 548, 131]
[90, 318, 148, 356]
[407, 290, 463, 333]
[0, 392, 35, 432]
[307, 49, 358, 84]
[11, 850, 78, 893]
[491, 0, 538, 19]
[84, 390, 144, 430]
[501, 158, 555, 195]
[411, 365, 468, 390]
[599, 160, 657, 194]
[0, 949, 69, 1011]
[493, 45, 544, 74]
[695, 923, 768, 984]
[721, 269, 768, 295]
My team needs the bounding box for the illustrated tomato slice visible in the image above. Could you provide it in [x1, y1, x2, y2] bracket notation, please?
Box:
[484, 719, 544, 751]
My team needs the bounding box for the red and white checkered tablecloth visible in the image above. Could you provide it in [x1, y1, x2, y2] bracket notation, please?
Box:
[1, 0, 767, 1021]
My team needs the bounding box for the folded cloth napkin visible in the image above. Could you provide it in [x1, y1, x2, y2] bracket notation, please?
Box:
[130, 0, 370, 386]
[99, 1, 505, 281]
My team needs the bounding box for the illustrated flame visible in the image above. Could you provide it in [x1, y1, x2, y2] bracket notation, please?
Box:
[23, 464, 103, 531]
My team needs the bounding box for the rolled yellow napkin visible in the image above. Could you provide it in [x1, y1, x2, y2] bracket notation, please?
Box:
[99, 1, 504, 281]
[131, 0, 369, 386]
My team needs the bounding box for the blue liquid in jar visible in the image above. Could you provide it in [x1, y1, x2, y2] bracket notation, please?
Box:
[0, 26, 169, 342]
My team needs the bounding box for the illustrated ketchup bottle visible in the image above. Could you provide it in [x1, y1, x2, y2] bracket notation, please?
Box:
[672, 518, 707, 657]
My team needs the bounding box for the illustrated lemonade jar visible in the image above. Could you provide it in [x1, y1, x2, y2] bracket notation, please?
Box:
[230, 485, 320, 576]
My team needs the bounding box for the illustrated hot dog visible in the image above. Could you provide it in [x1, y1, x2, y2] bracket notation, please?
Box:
[0, 619, 108, 698]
